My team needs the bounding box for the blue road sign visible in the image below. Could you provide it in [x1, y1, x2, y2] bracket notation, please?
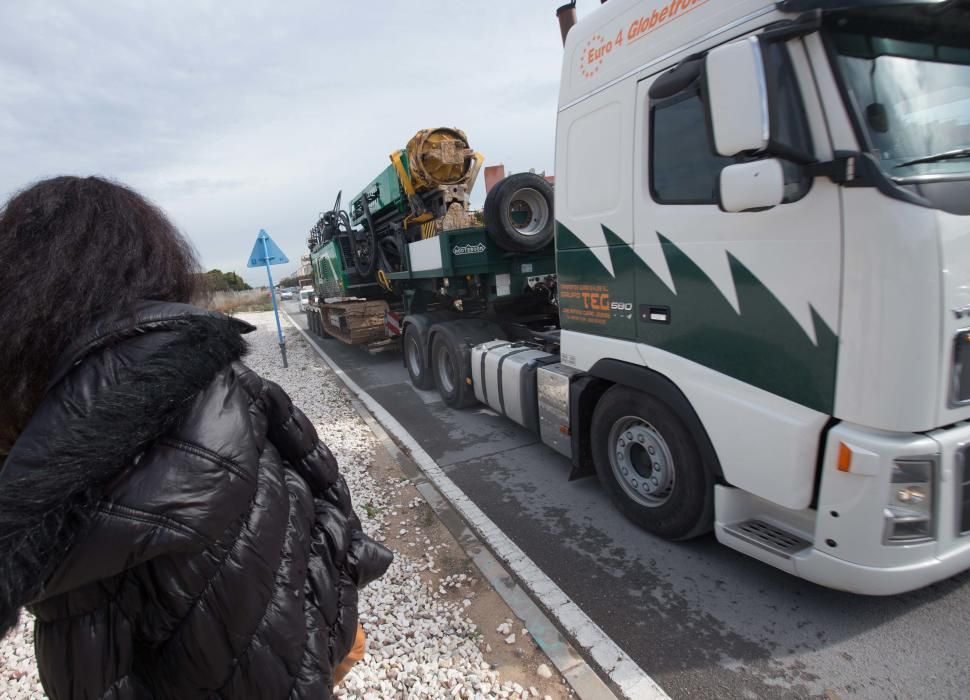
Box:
[247, 229, 289, 268]
[246, 229, 289, 368]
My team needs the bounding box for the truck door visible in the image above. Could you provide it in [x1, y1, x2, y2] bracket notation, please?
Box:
[632, 37, 843, 511]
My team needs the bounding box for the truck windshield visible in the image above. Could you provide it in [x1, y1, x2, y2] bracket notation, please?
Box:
[828, 7, 970, 181]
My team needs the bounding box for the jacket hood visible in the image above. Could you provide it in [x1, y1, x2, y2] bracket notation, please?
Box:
[46, 301, 255, 390]
[0, 302, 252, 636]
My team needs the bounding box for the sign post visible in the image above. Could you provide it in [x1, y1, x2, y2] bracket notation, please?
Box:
[246, 229, 290, 367]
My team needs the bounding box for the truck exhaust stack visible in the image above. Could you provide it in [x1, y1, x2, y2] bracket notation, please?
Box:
[556, 2, 577, 45]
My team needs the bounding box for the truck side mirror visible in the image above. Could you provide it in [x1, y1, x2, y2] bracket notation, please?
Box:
[718, 159, 785, 212]
[705, 37, 769, 157]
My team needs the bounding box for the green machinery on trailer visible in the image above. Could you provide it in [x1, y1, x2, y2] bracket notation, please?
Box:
[304, 127, 559, 404]
[307, 127, 556, 299]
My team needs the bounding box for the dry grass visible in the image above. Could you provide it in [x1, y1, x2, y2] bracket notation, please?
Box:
[202, 289, 275, 315]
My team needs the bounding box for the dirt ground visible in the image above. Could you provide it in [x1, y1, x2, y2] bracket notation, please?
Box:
[366, 438, 575, 700]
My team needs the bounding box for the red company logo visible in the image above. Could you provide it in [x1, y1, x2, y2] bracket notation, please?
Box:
[580, 32, 619, 79]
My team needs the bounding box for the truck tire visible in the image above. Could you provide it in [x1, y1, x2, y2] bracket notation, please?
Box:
[404, 323, 433, 390]
[591, 385, 714, 540]
[430, 325, 478, 408]
[484, 172, 554, 253]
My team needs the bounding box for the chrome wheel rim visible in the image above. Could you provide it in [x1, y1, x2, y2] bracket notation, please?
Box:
[608, 416, 675, 508]
[507, 187, 549, 237]
[406, 334, 423, 377]
[436, 345, 455, 394]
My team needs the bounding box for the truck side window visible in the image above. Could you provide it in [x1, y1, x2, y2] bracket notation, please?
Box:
[763, 43, 813, 202]
[650, 92, 733, 204]
[650, 43, 813, 206]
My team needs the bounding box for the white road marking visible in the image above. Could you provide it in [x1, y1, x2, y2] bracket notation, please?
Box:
[284, 310, 670, 700]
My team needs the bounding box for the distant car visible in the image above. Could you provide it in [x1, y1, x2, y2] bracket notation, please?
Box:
[299, 288, 315, 311]
[279, 290, 294, 300]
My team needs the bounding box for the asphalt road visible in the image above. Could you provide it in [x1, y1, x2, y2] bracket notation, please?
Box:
[284, 302, 970, 700]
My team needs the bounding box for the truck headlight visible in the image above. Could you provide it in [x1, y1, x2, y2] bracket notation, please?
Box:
[883, 458, 935, 544]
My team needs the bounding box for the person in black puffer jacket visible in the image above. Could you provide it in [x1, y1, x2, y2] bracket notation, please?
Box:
[0, 176, 393, 699]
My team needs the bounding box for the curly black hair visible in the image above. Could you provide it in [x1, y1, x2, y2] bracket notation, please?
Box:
[0, 176, 201, 452]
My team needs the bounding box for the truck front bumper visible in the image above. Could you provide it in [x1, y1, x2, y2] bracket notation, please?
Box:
[787, 540, 970, 595]
[716, 420, 970, 595]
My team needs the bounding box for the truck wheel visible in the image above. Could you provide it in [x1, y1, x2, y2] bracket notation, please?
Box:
[403, 323, 433, 390]
[430, 325, 477, 408]
[312, 310, 329, 338]
[484, 172, 554, 253]
[591, 386, 713, 540]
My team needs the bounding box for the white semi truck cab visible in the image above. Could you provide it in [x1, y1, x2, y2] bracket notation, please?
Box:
[311, 0, 970, 594]
[546, 0, 970, 594]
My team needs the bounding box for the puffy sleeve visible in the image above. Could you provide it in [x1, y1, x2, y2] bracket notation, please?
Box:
[263, 380, 341, 494]
[262, 379, 392, 588]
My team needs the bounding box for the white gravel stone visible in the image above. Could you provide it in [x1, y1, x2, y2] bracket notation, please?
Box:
[0, 613, 42, 699]
[0, 313, 544, 700]
[537, 664, 554, 679]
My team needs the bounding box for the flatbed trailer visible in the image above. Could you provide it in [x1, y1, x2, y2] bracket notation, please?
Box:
[306, 221, 561, 405]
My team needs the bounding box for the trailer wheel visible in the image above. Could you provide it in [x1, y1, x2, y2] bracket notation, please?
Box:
[403, 323, 433, 390]
[311, 310, 329, 338]
[430, 326, 477, 408]
[484, 172, 554, 253]
[591, 386, 713, 540]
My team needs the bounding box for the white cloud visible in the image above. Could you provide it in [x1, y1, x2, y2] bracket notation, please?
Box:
[1, 0, 584, 285]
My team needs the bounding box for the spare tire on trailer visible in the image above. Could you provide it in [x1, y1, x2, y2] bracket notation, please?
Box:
[484, 172, 554, 253]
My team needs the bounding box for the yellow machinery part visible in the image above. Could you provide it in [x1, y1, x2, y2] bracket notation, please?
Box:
[406, 127, 474, 192]
[466, 152, 485, 193]
[390, 150, 416, 197]
[404, 211, 434, 230]
[376, 269, 393, 291]
[392, 149, 436, 229]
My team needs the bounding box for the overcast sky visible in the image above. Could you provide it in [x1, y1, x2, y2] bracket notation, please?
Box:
[0, 1, 592, 285]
